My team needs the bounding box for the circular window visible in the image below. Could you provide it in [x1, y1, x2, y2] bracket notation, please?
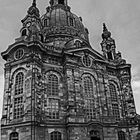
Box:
[15, 49, 24, 60]
[83, 55, 92, 67]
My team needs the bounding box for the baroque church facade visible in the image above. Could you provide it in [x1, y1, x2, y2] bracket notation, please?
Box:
[1, 0, 140, 140]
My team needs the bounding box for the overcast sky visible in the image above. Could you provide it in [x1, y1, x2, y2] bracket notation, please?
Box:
[0, 0, 140, 118]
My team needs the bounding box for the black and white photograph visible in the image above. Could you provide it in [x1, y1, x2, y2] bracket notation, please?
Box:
[0, 0, 140, 140]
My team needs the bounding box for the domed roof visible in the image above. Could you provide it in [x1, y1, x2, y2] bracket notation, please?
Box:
[41, 3, 89, 42]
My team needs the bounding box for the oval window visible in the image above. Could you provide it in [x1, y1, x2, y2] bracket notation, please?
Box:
[83, 55, 92, 67]
[15, 49, 24, 60]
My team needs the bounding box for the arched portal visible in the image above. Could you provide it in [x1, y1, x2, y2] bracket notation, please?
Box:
[90, 137, 100, 140]
[90, 130, 101, 140]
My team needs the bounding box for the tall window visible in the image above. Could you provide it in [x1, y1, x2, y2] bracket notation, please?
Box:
[44, 19, 49, 27]
[14, 72, 24, 119]
[15, 72, 24, 95]
[107, 51, 113, 60]
[48, 74, 59, 96]
[50, 131, 61, 140]
[109, 83, 120, 121]
[48, 99, 59, 119]
[48, 74, 59, 119]
[83, 76, 96, 120]
[118, 131, 126, 140]
[10, 132, 18, 140]
[69, 18, 74, 26]
[21, 29, 27, 36]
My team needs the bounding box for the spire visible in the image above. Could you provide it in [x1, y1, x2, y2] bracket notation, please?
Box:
[103, 23, 108, 32]
[32, 0, 36, 6]
[102, 23, 111, 39]
[27, 0, 40, 17]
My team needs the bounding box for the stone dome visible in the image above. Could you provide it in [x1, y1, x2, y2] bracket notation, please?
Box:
[41, 3, 89, 42]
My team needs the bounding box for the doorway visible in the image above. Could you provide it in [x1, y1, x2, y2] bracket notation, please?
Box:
[58, 0, 64, 5]
[91, 137, 100, 140]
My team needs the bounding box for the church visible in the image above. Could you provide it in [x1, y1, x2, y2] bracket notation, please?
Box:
[1, 0, 140, 140]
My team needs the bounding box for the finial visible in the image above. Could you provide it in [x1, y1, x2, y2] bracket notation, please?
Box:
[32, 0, 36, 6]
[102, 23, 111, 39]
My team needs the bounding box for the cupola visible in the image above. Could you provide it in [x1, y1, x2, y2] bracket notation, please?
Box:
[41, 0, 89, 43]
[49, 0, 67, 6]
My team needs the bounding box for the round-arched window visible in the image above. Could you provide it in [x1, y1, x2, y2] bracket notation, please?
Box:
[10, 132, 19, 140]
[83, 55, 92, 67]
[50, 131, 61, 140]
[15, 49, 24, 60]
[118, 131, 126, 140]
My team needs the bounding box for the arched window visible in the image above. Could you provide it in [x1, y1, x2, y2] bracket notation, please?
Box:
[84, 77, 94, 98]
[44, 19, 49, 27]
[21, 29, 27, 36]
[118, 131, 126, 140]
[83, 76, 96, 120]
[10, 132, 19, 140]
[90, 130, 100, 140]
[50, 131, 61, 140]
[109, 84, 118, 102]
[75, 40, 81, 48]
[14, 72, 24, 119]
[48, 74, 59, 96]
[69, 18, 74, 26]
[107, 51, 113, 60]
[109, 83, 120, 121]
[15, 72, 24, 95]
[48, 74, 59, 119]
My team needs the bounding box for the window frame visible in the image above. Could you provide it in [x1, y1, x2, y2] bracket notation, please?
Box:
[83, 75, 96, 120]
[50, 131, 62, 140]
[46, 73, 60, 120]
[118, 131, 126, 140]
[109, 83, 120, 121]
[82, 55, 92, 67]
[13, 72, 24, 119]
[48, 74, 59, 96]
[9, 132, 19, 140]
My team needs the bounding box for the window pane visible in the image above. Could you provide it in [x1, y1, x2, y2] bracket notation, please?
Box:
[83, 76, 95, 119]
[48, 74, 59, 96]
[48, 99, 59, 119]
[14, 72, 24, 119]
[50, 131, 61, 140]
[109, 83, 120, 121]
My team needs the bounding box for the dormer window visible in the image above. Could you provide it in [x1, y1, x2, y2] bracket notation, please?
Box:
[58, 0, 64, 5]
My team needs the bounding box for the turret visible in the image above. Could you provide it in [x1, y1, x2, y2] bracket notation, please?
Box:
[19, 0, 43, 42]
[101, 23, 116, 60]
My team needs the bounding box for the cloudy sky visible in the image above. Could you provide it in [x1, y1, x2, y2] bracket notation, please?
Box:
[0, 0, 140, 118]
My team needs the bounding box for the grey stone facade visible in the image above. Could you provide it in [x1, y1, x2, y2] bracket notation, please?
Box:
[1, 0, 140, 140]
